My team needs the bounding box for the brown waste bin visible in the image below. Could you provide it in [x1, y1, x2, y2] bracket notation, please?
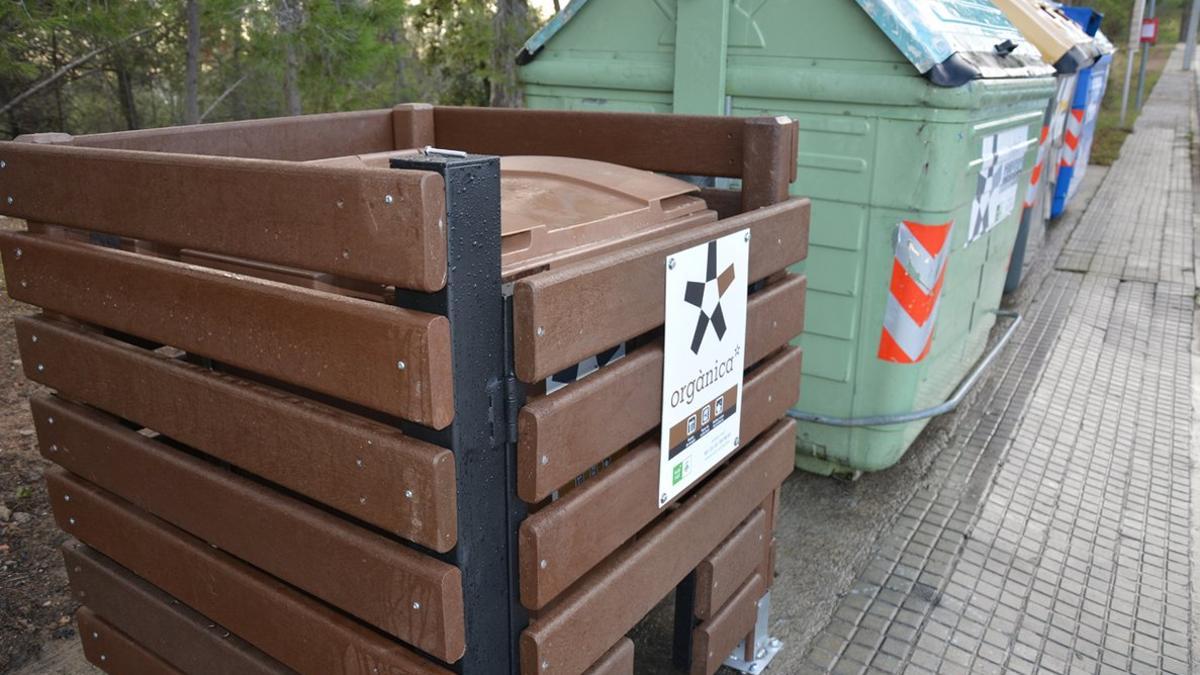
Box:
[0, 104, 809, 675]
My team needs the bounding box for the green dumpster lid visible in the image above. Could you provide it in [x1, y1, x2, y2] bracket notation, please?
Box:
[518, 0, 1055, 87]
[853, 0, 1055, 85]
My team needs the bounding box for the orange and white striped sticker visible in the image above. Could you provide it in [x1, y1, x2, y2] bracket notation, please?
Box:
[1023, 124, 1051, 209]
[1060, 108, 1085, 169]
[878, 220, 953, 364]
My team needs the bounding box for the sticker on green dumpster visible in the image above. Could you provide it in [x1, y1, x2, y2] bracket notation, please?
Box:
[968, 126, 1029, 245]
[658, 231, 749, 507]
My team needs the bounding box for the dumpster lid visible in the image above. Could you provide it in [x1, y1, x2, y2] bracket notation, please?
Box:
[992, 0, 1102, 73]
[500, 155, 712, 276]
[852, 0, 1055, 86]
[1057, 4, 1104, 38]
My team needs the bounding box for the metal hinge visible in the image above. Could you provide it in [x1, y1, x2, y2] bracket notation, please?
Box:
[487, 375, 521, 448]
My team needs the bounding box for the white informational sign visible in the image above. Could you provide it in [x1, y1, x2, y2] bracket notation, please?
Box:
[658, 230, 749, 507]
[968, 126, 1028, 246]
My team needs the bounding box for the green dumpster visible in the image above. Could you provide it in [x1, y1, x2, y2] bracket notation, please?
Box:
[518, 0, 1057, 474]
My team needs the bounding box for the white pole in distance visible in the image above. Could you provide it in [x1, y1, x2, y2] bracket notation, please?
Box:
[1121, 0, 1148, 125]
[1185, 0, 1200, 70]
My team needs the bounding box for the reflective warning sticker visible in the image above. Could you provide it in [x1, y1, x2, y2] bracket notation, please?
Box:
[968, 126, 1028, 246]
[879, 220, 953, 364]
[658, 231, 749, 507]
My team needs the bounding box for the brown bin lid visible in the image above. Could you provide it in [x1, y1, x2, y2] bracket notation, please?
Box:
[500, 155, 710, 275]
[307, 151, 715, 277]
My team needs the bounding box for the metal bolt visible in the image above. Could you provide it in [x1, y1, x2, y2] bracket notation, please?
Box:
[540, 455, 548, 466]
[30, 335, 37, 343]
[539, 559, 548, 569]
[745, 231, 752, 242]
[1, 160, 6, 169]
[404, 489, 413, 499]
[412, 601, 421, 610]
[396, 360, 406, 371]
[49, 444, 57, 453]
[100, 655, 107, 662]
[734, 437, 740, 446]
[356, 458, 364, 469]
[19, 280, 26, 288]
[5, 196, 12, 206]
[748, 664, 759, 673]
[47, 416, 54, 425]
[63, 494, 70, 502]
[359, 497, 367, 504]
[668, 258, 676, 270]
[36, 363, 43, 372]
[542, 661, 549, 670]
[536, 326, 545, 337]
[384, 195, 394, 204]
[13, 248, 21, 259]
[767, 395, 773, 403]
[68, 517, 75, 525]
[91, 632, 98, 639]
[769, 638, 782, 649]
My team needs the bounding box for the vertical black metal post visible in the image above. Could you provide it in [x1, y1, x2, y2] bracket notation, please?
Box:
[391, 153, 526, 674]
[673, 572, 698, 670]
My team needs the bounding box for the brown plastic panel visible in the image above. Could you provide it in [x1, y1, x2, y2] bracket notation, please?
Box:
[431, 107, 785, 181]
[512, 198, 810, 382]
[76, 607, 183, 675]
[690, 573, 765, 675]
[740, 117, 798, 212]
[694, 510, 767, 622]
[0, 142, 446, 288]
[46, 470, 451, 675]
[393, 104, 436, 149]
[518, 349, 800, 610]
[71, 108, 396, 160]
[1, 233, 455, 428]
[63, 543, 294, 675]
[517, 275, 806, 502]
[519, 420, 796, 675]
[583, 639, 634, 675]
[37, 395, 465, 660]
[16, 316, 456, 549]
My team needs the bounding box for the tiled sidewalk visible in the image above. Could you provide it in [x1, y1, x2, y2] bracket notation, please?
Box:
[797, 49, 1196, 675]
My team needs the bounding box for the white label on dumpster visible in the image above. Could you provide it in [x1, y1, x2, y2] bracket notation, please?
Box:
[658, 230, 749, 508]
[968, 126, 1029, 246]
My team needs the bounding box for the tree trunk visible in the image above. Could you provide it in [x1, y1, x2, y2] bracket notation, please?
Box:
[51, 29, 65, 130]
[231, 9, 246, 120]
[114, 58, 140, 130]
[490, 0, 530, 108]
[277, 0, 303, 116]
[184, 0, 201, 124]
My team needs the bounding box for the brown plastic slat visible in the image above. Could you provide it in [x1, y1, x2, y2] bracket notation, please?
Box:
[690, 573, 765, 675]
[583, 639, 633, 675]
[77, 607, 183, 675]
[2, 234, 455, 428]
[519, 348, 800, 610]
[393, 104, 436, 149]
[517, 275, 806, 502]
[46, 470, 451, 675]
[70, 109, 396, 160]
[37, 395, 464, 661]
[432, 108, 753, 179]
[513, 198, 810, 382]
[694, 510, 767, 622]
[16, 316, 455, 550]
[0, 142, 446, 289]
[64, 543, 294, 675]
[739, 117, 798, 212]
[519, 420, 795, 675]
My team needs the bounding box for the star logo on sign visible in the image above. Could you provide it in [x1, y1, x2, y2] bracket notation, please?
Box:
[683, 241, 736, 354]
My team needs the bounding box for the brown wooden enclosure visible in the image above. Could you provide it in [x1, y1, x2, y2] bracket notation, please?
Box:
[0, 104, 807, 675]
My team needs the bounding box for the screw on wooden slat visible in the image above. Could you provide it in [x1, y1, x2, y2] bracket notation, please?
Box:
[35, 363, 43, 372]
[49, 444, 58, 453]
[539, 559, 547, 569]
[63, 495, 70, 502]
[13, 248, 21, 259]
[411, 601, 420, 610]
[90, 632, 98, 639]
[5, 196, 12, 206]
[540, 455, 548, 466]
[30, 335, 37, 343]
[0, 160, 6, 169]
[536, 326, 545, 337]
[47, 417, 54, 425]
[404, 489, 413, 499]
[384, 195, 394, 204]
[356, 458, 364, 469]
[68, 517, 75, 525]
[396, 360, 406, 371]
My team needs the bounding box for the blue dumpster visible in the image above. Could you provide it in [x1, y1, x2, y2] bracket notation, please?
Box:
[1051, 6, 1115, 218]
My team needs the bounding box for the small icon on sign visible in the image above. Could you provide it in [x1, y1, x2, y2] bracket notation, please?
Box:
[714, 396, 724, 416]
[701, 404, 711, 426]
[672, 464, 684, 486]
[687, 415, 697, 435]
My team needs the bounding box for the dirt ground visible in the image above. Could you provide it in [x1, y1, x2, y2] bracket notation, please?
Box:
[0, 216, 81, 674]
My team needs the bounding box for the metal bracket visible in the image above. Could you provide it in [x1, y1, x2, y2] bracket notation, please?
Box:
[722, 593, 783, 674]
